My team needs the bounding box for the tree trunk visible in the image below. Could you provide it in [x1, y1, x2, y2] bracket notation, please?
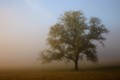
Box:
[74, 60, 79, 70]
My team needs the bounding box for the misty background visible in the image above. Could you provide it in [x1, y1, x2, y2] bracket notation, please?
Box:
[0, 0, 120, 69]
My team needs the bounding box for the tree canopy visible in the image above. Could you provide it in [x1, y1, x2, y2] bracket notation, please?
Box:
[39, 11, 109, 70]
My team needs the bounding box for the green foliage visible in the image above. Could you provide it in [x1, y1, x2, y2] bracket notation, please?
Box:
[39, 11, 109, 69]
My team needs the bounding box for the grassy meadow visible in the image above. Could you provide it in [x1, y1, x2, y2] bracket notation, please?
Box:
[0, 66, 120, 80]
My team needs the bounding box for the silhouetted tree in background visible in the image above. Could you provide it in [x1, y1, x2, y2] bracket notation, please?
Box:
[39, 11, 109, 70]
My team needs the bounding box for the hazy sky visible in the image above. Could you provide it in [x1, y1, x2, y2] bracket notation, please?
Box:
[0, 0, 120, 69]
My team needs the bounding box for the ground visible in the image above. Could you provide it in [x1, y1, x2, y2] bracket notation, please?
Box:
[0, 67, 120, 80]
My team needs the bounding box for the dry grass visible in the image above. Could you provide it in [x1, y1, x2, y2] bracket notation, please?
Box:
[0, 69, 120, 80]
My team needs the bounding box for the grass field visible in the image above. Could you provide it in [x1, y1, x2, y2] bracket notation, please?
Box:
[0, 67, 120, 80]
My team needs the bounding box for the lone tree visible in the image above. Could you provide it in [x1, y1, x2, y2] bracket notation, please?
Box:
[39, 11, 109, 70]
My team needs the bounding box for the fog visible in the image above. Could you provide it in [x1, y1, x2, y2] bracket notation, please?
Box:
[0, 3, 48, 69]
[0, 0, 120, 69]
